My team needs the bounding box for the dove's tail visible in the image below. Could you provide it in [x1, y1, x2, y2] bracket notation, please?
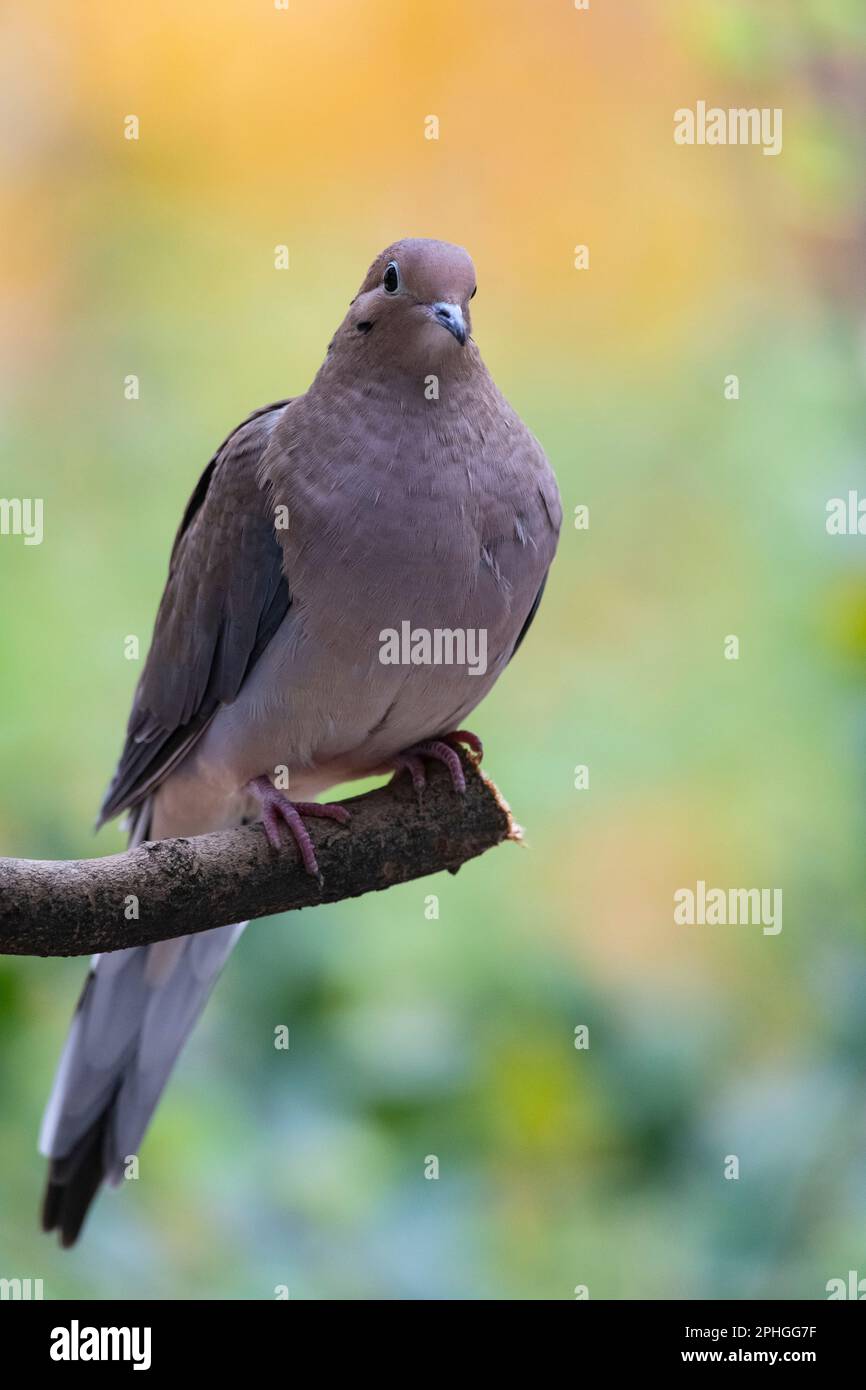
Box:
[38, 800, 245, 1247]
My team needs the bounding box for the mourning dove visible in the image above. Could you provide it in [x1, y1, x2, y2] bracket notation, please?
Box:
[39, 238, 561, 1245]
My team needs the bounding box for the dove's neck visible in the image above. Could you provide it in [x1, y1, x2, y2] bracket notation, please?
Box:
[312, 336, 491, 405]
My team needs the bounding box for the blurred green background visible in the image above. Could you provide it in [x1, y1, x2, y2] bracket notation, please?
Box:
[1, 0, 865, 1298]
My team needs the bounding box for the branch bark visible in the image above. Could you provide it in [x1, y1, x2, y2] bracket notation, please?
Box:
[0, 757, 518, 957]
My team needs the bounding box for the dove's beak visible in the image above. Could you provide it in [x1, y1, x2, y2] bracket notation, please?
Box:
[430, 301, 467, 346]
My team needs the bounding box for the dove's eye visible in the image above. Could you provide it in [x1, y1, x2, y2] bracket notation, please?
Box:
[383, 262, 400, 294]
[470, 285, 477, 299]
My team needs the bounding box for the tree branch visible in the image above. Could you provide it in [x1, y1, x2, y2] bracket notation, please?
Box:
[0, 756, 518, 957]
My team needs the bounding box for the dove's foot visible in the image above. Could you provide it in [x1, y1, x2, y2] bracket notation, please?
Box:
[391, 729, 484, 797]
[246, 776, 350, 880]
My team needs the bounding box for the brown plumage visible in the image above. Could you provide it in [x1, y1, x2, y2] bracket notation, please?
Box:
[40, 238, 561, 1246]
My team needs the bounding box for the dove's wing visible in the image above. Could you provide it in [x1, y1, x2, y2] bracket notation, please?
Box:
[98, 400, 292, 827]
[40, 918, 247, 1246]
[42, 400, 293, 1248]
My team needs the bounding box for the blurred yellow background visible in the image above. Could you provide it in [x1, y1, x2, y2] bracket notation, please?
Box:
[1, 0, 865, 1297]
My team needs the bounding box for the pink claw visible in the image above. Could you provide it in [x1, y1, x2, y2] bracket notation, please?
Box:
[247, 776, 350, 880]
[392, 732, 482, 796]
[392, 752, 428, 795]
[445, 729, 484, 764]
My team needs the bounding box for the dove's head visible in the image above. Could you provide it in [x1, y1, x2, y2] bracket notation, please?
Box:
[340, 238, 477, 369]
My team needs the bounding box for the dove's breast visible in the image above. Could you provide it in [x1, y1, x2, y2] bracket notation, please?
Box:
[187, 373, 560, 796]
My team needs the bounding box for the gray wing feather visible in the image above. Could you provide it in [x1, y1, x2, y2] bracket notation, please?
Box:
[97, 400, 291, 826]
[109, 923, 245, 1175]
[40, 923, 246, 1184]
[40, 404, 290, 1244]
